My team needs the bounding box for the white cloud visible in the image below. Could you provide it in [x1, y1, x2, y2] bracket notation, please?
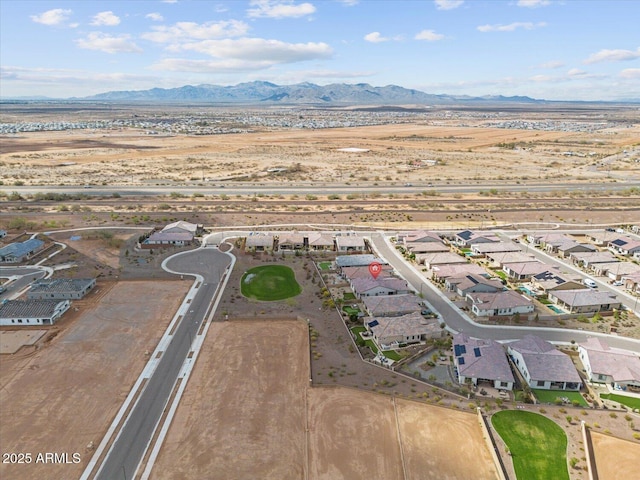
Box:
[338, 0, 359, 5]
[477, 22, 546, 32]
[517, 0, 550, 7]
[539, 60, 564, 69]
[567, 68, 588, 77]
[364, 32, 388, 43]
[151, 58, 275, 73]
[91, 11, 120, 26]
[30, 8, 72, 26]
[434, 0, 463, 10]
[146, 12, 164, 22]
[142, 20, 249, 43]
[584, 47, 640, 64]
[176, 38, 332, 64]
[619, 68, 640, 79]
[76, 32, 142, 54]
[415, 29, 444, 41]
[247, 1, 316, 19]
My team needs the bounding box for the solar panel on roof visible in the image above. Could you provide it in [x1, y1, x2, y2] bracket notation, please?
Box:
[474, 347, 482, 357]
[454, 344, 461, 356]
[458, 357, 465, 365]
[460, 345, 466, 354]
[367, 320, 379, 328]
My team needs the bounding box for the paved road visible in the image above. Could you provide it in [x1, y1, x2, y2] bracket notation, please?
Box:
[370, 233, 640, 352]
[0, 267, 47, 300]
[9, 180, 637, 198]
[95, 247, 231, 480]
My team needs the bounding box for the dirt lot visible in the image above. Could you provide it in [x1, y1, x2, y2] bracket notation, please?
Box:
[0, 280, 188, 480]
[590, 431, 640, 480]
[150, 319, 497, 480]
[150, 320, 309, 480]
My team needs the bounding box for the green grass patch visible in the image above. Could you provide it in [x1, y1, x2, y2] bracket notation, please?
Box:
[492, 411, 569, 480]
[533, 389, 588, 407]
[350, 326, 401, 361]
[538, 297, 552, 305]
[342, 292, 356, 301]
[493, 270, 508, 280]
[600, 393, 640, 410]
[342, 305, 360, 316]
[318, 261, 332, 271]
[240, 265, 301, 301]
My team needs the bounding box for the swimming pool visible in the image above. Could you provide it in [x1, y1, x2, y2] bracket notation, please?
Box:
[548, 305, 564, 314]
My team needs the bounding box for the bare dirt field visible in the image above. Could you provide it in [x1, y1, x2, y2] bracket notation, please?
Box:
[0, 280, 188, 480]
[150, 319, 309, 480]
[150, 318, 497, 480]
[590, 431, 640, 480]
[0, 329, 46, 354]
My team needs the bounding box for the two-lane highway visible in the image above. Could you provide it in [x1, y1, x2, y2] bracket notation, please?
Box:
[94, 247, 231, 480]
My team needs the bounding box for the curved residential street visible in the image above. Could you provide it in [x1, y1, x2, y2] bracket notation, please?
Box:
[370, 233, 640, 352]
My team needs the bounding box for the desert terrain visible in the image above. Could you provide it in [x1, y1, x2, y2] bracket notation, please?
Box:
[0, 280, 189, 480]
[590, 431, 640, 480]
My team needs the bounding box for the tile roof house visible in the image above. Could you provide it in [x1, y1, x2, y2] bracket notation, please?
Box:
[467, 290, 534, 317]
[507, 335, 582, 391]
[0, 299, 70, 326]
[405, 241, 450, 254]
[556, 241, 597, 258]
[570, 251, 618, 269]
[143, 231, 194, 247]
[470, 242, 521, 256]
[531, 270, 586, 293]
[162, 221, 200, 235]
[445, 273, 503, 297]
[591, 261, 640, 281]
[608, 237, 640, 256]
[245, 233, 275, 252]
[548, 289, 621, 314]
[341, 265, 393, 281]
[417, 252, 468, 269]
[277, 232, 305, 251]
[502, 261, 549, 281]
[453, 333, 514, 390]
[0, 239, 45, 263]
[362, 294, 423, 317]
[486, 251, 537, 268]
[454, 230, 499, 247]
[350, 277, 410, 298]
[335, 235, 366, 252]
[578, 338, 640, 390]
[27, 278, 96, 300]
[307, 232, 335, 251]
[402, 230, 443, 245]
[431, 264, 489, 282]
[586, 231, 623, 247]
[366, 312, 443, 350]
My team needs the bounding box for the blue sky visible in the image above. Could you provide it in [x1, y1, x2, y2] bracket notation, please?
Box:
[1, 0, 639, 100]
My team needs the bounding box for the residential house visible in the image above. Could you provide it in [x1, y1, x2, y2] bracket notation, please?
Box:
[454, 230, 499, 247]
[526, 233, 572, 250]
[350, 277, 410, 298]
[336, 254, 385, 270]
[586, 231, 621, 247]
[470, 242, 521, 257]
[143, 231, 193, 248]
[467, 290, 534, 317]
[570, 251, 618, 269]
[453, 333, 514, 390]
[623, 273, 640, 294]
[531, 270, 585, 294]
[485, 251, 537, 268]
[405, 242, 449, 254]
[341, 265, 393, 281]
[507, 335, 582, 391]
[27, 278, 96, 300]
[418, 252, 468, 270]
[366, 312, 443, 350]
[245, 233, 274, 253]
[608, 237, 640, 256]
[362, 294, 423, 317]
[578, 338, 640, 391]
[277, 233, 305, 251]
[0, 239, 45, 263]
[556, 241, 596, 258]
[548, 289, 621, 314]
[445, 273, 503, 297]
[307, 232, 335, 251]
[431, 264, 489, 282]
[335, 235, 366, 252]
[162, 220, 201, 236]
[402, 230, 443, 245]
[502, 261, 549, 281]
[592, 262, 640, 281]
[0, 299, 71, 326]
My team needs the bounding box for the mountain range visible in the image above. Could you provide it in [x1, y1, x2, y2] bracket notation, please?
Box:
[80, 81, 541, 105]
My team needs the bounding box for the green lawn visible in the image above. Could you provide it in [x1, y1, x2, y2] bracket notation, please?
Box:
[600, 393, 640, 410]
[350, 326, 401, 361]
[492, 411, 569, 480]
[343, 292, 356, 301]
[343, 305, 360, 316]
[533, 389, 588, 407]
[493, 270, 508, 280]
[318, 261, 332, 271]
[240, 265, 302, 301]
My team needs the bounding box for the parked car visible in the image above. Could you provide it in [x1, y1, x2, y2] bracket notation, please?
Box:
[583, 278, 597, 288]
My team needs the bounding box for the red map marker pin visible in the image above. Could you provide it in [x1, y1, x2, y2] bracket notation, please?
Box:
[369, 261, 382, 279]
